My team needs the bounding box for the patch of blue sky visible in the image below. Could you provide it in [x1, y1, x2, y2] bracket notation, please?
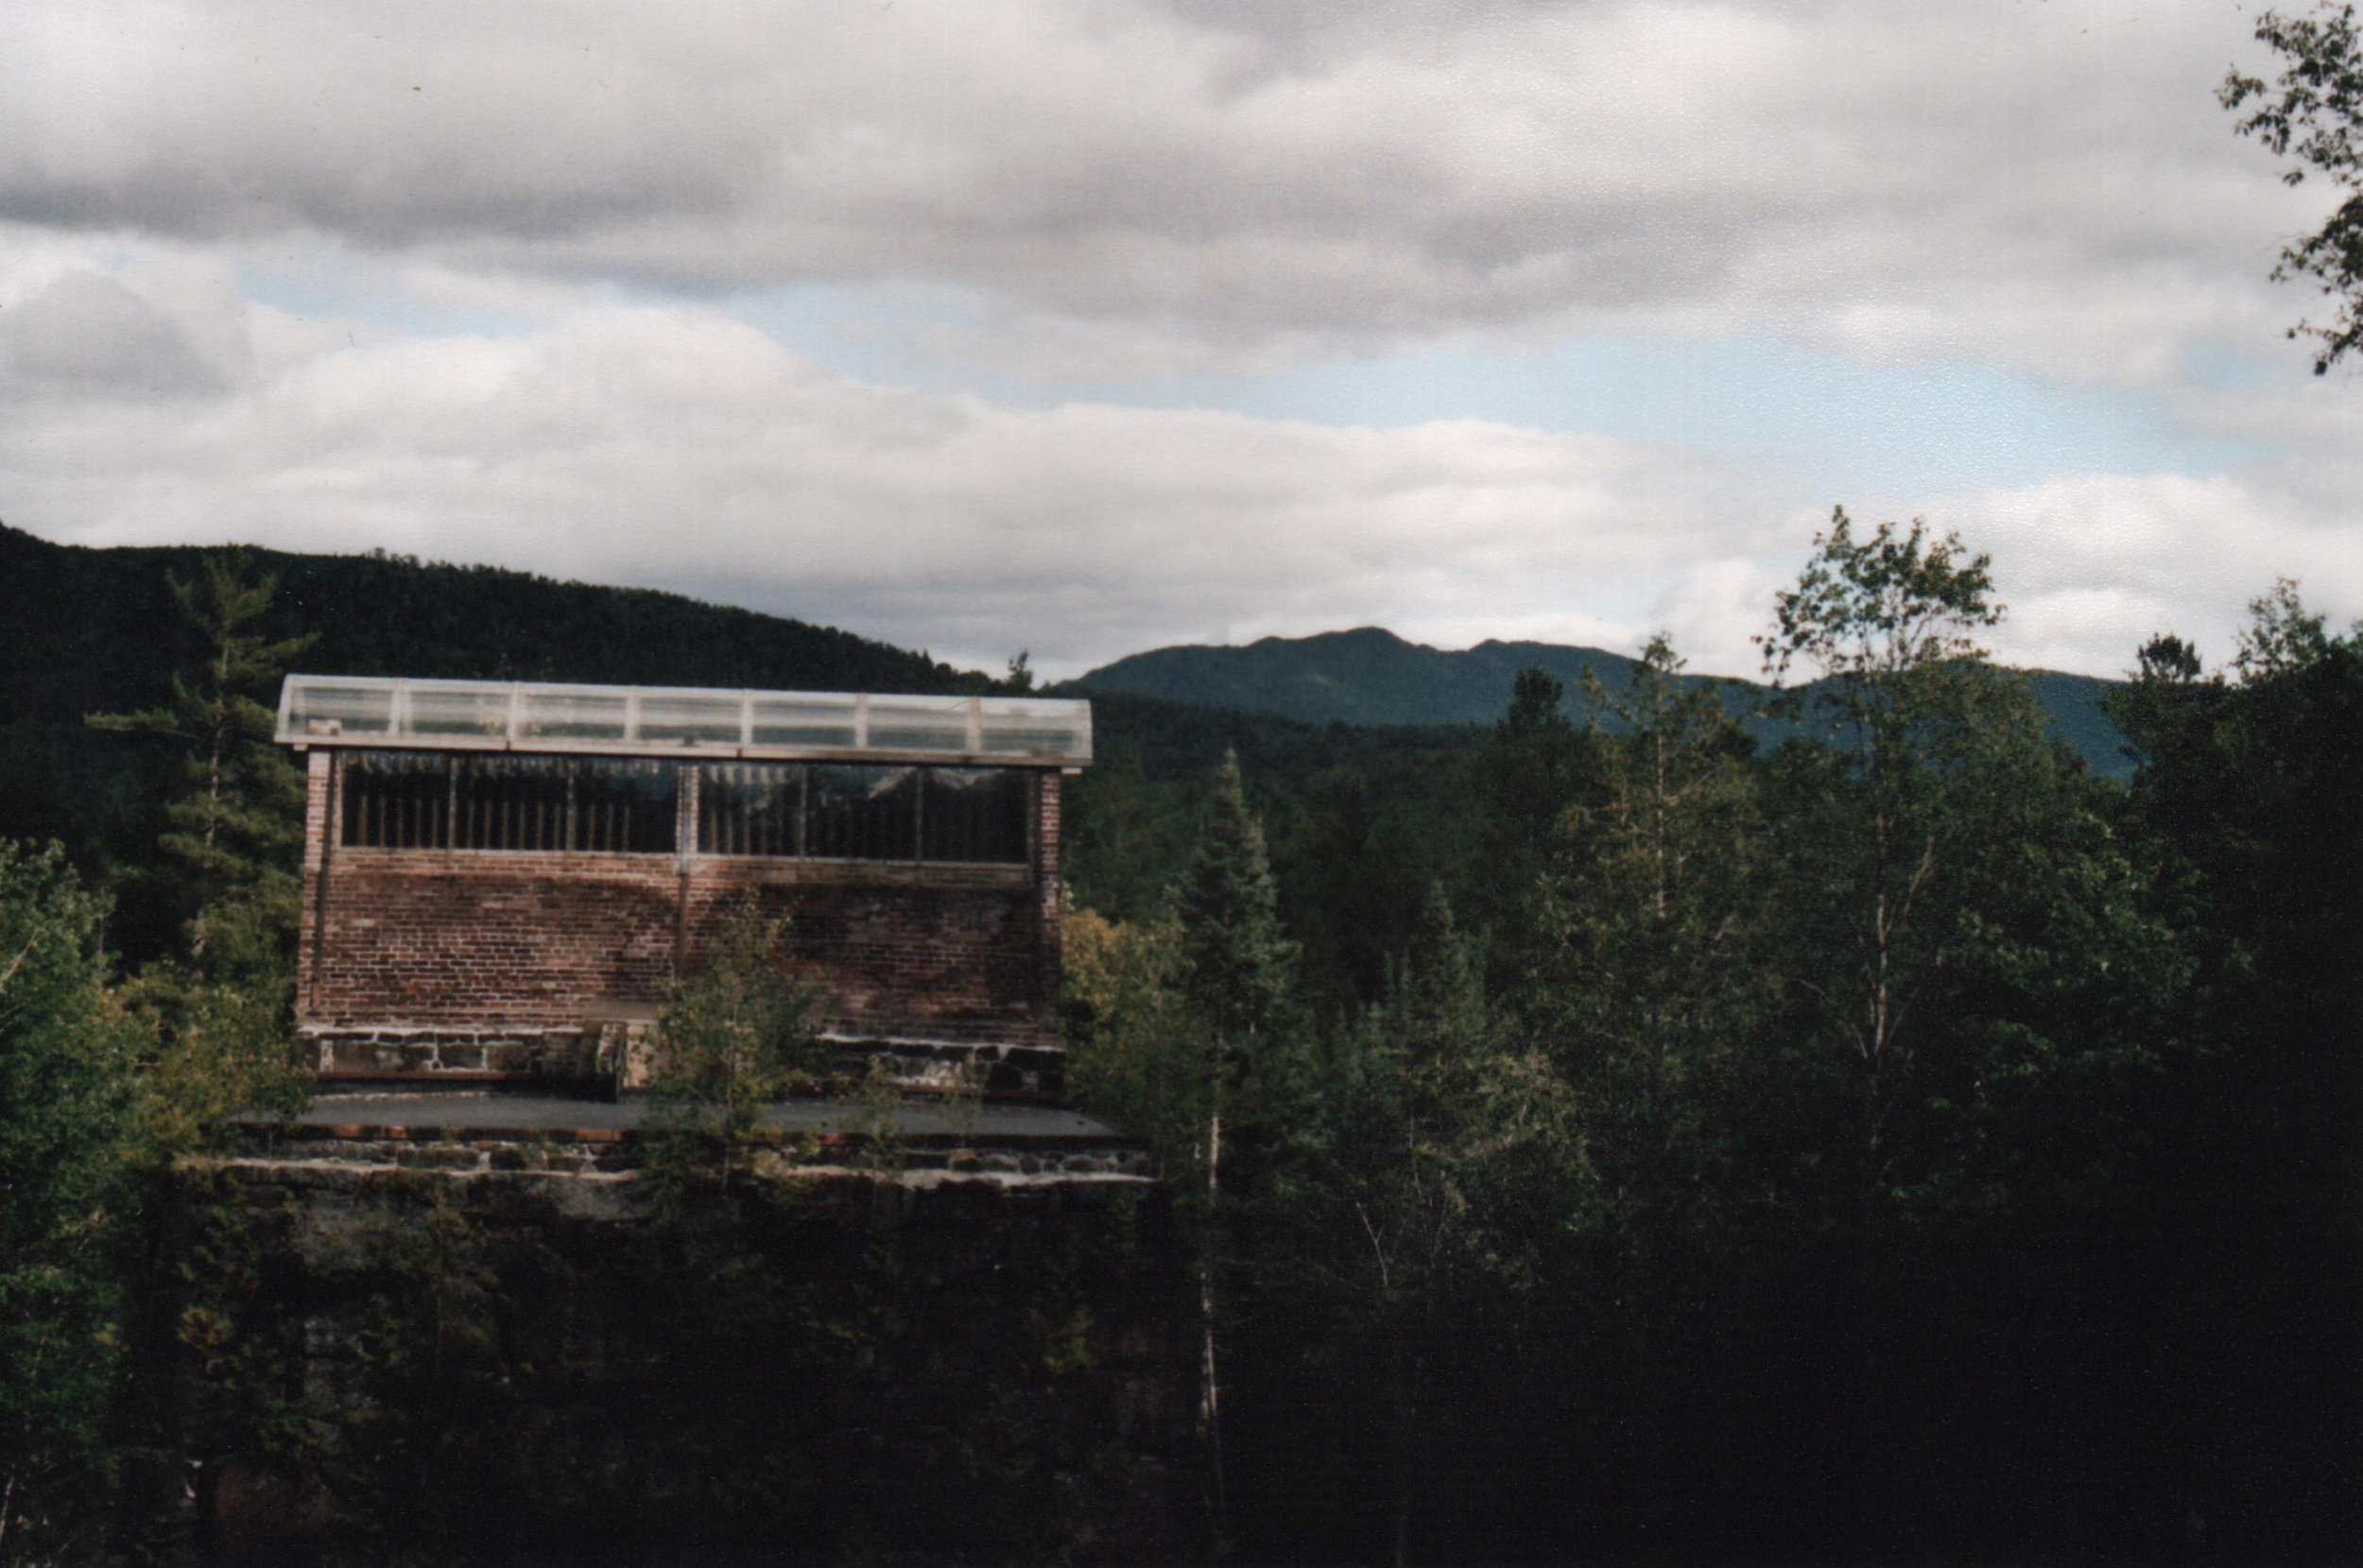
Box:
[2181, 341, 2289, 391]
[729, 283, 2266, 497]
[729, 281, 1042, 400]
[1069, 339, 2266, 496]
[239, 261, 548, 341]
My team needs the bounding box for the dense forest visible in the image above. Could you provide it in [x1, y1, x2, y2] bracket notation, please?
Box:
[1063, 516, 2360, 1561]
[0, 514, 2355, 1562]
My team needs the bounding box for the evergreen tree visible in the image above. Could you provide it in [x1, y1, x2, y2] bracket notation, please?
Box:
[1508, 637, 1773, 1541]
[1169, 750, 1298, 1554]
[1542, 633, 1768, 1187]
[87, 556, 314, 977]
[1175, 751, 1295, 1043]
[1289, 884, 1565, 1566]
[88, 558, 315, 1146]
[1061, 739, 1184, 924]
[1467, 668, 1597, 991]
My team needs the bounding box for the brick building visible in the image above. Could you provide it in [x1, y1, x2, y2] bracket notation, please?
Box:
[278, 675, 1092, 1098]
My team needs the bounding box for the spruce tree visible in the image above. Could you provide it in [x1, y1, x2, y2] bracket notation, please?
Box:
[1175, 750, 1293, 1043]
[88, 557, 314, 1145]
[1171, 750, 1295, 1555]
[88, 556, 314, 977]
[1472, 666, 1596, 992]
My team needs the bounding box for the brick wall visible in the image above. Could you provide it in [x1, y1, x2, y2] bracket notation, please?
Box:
[297, 753, 1069, 1059]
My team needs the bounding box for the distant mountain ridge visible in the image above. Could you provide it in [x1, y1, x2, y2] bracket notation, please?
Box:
[1070, 626, 2130, 776]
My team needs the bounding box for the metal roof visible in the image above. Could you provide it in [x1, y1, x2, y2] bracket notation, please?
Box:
[275, 675, 1092, 767]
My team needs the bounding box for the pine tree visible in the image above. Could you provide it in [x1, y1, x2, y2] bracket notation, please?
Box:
[1171, 751, 1295, 1555]
[1175, 751, 1293, 1043]
[88, 558, 316, 1146]
[87, 556, 314, 977]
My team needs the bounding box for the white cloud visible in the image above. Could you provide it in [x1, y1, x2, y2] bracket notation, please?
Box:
[2, 279, 1772, 674]
[0, 3, 2354, 690]
[0, 270, 223, 394]
[0, 0, 2331, 384]
[1939, 472, 2363, 676]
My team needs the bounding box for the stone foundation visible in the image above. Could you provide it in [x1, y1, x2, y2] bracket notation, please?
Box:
[302, 1024, 1069, 1099]
[124, 1145, 1199, 1564]
[305, 1022, 618, 1081]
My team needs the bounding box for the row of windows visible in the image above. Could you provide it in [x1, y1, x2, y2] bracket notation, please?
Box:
[338, 754, 1033, 864]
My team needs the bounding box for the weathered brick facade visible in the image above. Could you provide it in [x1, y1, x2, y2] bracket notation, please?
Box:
[295, 748, 1070, 1093]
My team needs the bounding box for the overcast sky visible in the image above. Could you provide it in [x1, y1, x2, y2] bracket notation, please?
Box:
[4, 0, 2357, 681]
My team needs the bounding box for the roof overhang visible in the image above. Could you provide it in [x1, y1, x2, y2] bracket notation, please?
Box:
[275, 675, 1093, 769]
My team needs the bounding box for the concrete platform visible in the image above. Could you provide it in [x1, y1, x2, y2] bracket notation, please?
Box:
[233, 1088, 1151, 1180]
[286, 1088, 1128, 1144]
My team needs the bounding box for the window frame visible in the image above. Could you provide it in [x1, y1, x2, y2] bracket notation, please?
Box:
[335, 751, 1037, 868]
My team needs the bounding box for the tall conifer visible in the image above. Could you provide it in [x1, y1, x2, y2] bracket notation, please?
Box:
[88, 556, 314, 976]
[1171, 750, 1294, 1556]
[1175, 750, 1293, 1043]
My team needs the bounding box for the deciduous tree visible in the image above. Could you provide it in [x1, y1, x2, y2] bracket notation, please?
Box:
[647, 896, 828, 1192]
[0, 844, 143, 1564]
[1759, 508, 2022, 1194]
[2222, 3, 2363, 371]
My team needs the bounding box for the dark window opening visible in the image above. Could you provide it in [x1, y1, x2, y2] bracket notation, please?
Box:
[699, 763, 803, 857]
[699, 763, 1029, 864]
[922, 767, 1030, 863]
[339, 753, 1029, 863]
[808, 765, 918, 860]
[341, 752, 678, 853]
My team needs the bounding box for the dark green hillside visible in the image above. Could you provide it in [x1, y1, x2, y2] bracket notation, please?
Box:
[1075, 626, 1634, 727]
[0, 523, 971, 732]
[0, 525, 987, 956]
[1054, 689, 1481, 946]
[1076, 625, 2131, 775]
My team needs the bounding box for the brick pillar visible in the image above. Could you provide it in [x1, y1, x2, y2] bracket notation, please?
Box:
[1037, 770, 1063, 1034]
[673, 763, 699, 977]
[296, 750, 334, 1024]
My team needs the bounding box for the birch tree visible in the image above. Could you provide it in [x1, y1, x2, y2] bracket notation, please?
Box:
[1757, 508, 2026, 1195]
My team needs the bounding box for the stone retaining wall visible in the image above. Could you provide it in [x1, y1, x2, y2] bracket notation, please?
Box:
[124, 1150, 1198, 1564]
[300, 1025, 1069, 1098]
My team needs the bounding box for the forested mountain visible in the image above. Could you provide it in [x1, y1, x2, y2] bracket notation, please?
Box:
[0, 525, 1483, 963]
[2, 522, 2354, 1563]
[0, 523, 970, 728]
[0, 524, 988, 957]
[1075, 624, 2130, 775]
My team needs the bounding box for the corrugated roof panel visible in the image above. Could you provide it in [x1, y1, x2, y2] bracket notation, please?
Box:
[277, 675, 1092, 767]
